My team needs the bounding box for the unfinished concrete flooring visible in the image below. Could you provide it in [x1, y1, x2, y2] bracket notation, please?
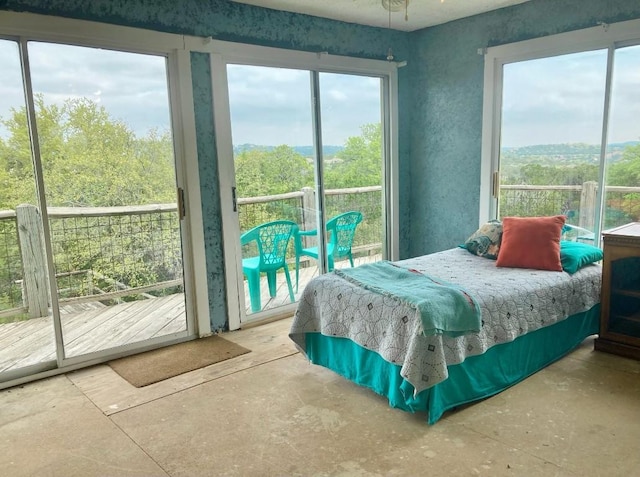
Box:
[2, 317, 639, 476]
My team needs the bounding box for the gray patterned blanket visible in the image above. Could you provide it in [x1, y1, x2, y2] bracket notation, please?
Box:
[289, 248, 601, 395]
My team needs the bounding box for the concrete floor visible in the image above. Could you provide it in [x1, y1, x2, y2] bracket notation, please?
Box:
[2, 317, 640, 477]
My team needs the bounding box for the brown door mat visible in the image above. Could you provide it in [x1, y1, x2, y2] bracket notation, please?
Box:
[108, 335, 251, 387]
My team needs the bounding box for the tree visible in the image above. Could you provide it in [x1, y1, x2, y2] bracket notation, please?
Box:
[607, 143, 640, 186]
[234, 145, 314, 197]
[604, 143, 640, 221]
[0, 95, 175, 209]
[0, 96, 179, 310]
[325, 123, 382, 189]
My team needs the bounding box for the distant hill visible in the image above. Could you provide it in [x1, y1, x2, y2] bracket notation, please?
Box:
[501, 141, 639, 165]
[234, 144, 344, 158]
[233, 141, 640, 165]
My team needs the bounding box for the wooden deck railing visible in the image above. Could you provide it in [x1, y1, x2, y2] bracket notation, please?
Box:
[3, 181, 637, 322]
[500, 182, 640, 230]
[0, 186, 384, 322]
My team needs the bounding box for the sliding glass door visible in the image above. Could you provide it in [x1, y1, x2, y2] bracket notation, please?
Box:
[26, 41, 188, 359]
[492, 38, 640, 243]
[497, 50, 608, 238]
[0, 38, 54, 376]
[0, 36, 193, 383]
[222, 63, 388, 322]
[227, 65, 314, 317]
[603, 44, 640, 231]
[319, 72, 385, 272]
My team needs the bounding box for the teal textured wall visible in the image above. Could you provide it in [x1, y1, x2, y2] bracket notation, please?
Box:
[4, 0, 640, 330]
[0, 0, 409, 331]
[407, 0, 640, 257]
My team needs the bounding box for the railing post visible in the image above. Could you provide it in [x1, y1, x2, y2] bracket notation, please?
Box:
[16, 204, 50, 318]
[301, 187, 316, 246]
[579, 181, 597, 231]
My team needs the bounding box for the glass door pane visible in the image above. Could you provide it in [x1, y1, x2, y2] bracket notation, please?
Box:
[318, 72, 384, 269]
[227, 64, 314, 317]
[603, 44, 640, 232]
[0, 39, 56, 376]
[498, 50, 608, 242]
[27, 42, 188, 358]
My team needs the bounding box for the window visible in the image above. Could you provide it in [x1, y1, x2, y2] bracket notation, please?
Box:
[481, 19, 640, 243]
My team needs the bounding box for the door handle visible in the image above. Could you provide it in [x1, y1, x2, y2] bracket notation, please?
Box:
[232, 186, 237, 212]
[177, 187, 186, 220]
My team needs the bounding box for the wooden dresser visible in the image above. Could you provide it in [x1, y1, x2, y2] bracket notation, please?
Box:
[595, 222, 640, 360]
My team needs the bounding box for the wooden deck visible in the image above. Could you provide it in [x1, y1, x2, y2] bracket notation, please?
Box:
[0, 254, 381, 374]
[0, 294, 187, 373]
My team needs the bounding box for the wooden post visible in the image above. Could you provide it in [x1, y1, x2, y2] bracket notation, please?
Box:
[579, 181, 598, 231]
[301, 187, 316, 247]
[16, 204, 50, 318]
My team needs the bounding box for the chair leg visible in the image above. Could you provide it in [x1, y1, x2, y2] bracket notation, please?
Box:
[295, 255, 300, 292]
[283, 265, 295, 303]
[328, 255, 335, 272]
[348, 252, 354, 267]
[266, 270, 277, 298]
[245, 270, 261, 313]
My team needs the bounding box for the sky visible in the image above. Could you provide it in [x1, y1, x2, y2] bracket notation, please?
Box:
[502, 45, 640, 148]
[226, 65, 382, 146]
[0, 40, 171, 140]
[0, 39, 382, 147]
[0, 39, 638, 148]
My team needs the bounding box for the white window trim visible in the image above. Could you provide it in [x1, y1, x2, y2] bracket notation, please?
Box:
[0, 11, 211, 338]
[480, 17, 640, 225]
[203, 40, 401, 330]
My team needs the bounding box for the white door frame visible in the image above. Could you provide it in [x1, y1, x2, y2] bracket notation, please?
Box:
[0, 11, 210, 387]
[479, 17, 640, 226]
[206, 40, 400, 330]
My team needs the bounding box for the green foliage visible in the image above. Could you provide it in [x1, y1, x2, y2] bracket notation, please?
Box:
[607, 143, 640, 186]
[502, 163, 599, 186]
[0, 96, 175, 209]
[500, 141, 640, 224]
[603, 144, 640, 223]
[234, 123, 384, 250]
[0, 97, 179, 315]
[325, 123, 382, 189]
[235, 145, 314, 197]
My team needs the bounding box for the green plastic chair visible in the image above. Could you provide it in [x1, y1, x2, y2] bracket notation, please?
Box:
[295, 211, 363, 291]
[241, 220, 298, 313]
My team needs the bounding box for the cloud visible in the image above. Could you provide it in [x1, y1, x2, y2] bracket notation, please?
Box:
[6, 38, 634, 152]
[501, 46, 640, 147]
[227, 65, 382, 146]
[0, 39, 171, 138]
[1, 42, 383, 147]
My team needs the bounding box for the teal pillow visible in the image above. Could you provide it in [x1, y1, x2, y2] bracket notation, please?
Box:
[560, 240, 603, 274]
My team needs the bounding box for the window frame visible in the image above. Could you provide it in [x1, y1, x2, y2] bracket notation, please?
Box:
[202, 39, 401, 329]
[0, 11, 210, 386]
[480, 18, 640, 238]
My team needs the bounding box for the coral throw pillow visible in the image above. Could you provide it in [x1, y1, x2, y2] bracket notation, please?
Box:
[496, 215, 566, 271]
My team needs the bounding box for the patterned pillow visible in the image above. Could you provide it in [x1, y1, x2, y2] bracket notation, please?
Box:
[463, 220, 503, 259]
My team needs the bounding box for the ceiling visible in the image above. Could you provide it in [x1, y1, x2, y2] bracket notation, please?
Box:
[231, 0, 533, 32]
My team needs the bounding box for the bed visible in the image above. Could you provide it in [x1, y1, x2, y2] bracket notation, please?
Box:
[289, 245, 602, 424]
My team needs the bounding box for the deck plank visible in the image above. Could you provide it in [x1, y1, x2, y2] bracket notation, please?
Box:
[0, 254, 380, 374]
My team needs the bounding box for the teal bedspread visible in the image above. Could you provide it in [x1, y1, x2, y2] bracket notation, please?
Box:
[305, 305, 600, 425]
[334, 261, 481, 337]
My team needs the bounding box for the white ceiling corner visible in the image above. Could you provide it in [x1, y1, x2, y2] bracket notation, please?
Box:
[230, 0, 533, 32]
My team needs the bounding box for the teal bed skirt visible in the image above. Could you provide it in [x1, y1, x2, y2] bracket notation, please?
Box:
[305, 304, 600, 425]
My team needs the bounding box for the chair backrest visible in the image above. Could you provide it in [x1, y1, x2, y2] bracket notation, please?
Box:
[241, 220, 298, 268]
[326, 211, 363, 258]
